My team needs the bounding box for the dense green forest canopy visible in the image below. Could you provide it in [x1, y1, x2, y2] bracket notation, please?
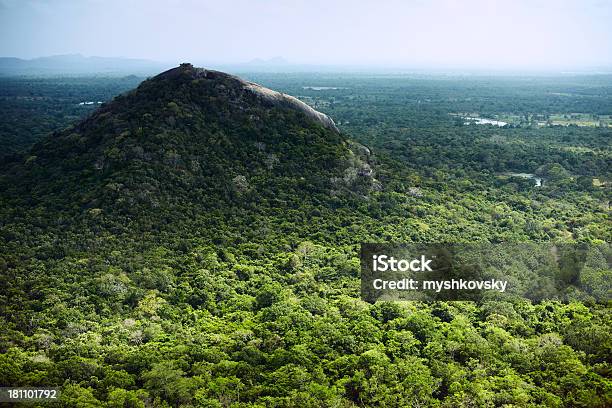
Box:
[0, 67, 610, 407]
[0, 76, 142, 157]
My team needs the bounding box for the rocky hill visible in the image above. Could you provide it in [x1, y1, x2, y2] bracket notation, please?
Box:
[2, 63, 376, 216]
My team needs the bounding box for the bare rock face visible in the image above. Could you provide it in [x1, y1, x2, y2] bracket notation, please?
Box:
[329, 139, 382, 196]
[155, 63, 340, 133]
[241, 82, 340, 132]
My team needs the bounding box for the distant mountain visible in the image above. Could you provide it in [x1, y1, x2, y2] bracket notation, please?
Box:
[0, 54, 171, 76]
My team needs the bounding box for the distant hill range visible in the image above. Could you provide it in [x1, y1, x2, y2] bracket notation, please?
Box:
[0, 54, 324, 76]
[0, 54, 171, 76]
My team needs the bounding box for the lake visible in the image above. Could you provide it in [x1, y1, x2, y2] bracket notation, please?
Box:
[507, 172, 543, 187]
[464, 117, 508, 126]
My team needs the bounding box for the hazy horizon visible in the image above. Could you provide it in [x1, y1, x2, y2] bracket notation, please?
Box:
[1, 0, 611, 71]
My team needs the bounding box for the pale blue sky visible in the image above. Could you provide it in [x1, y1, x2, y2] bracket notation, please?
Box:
[1, 0, 611, 69]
